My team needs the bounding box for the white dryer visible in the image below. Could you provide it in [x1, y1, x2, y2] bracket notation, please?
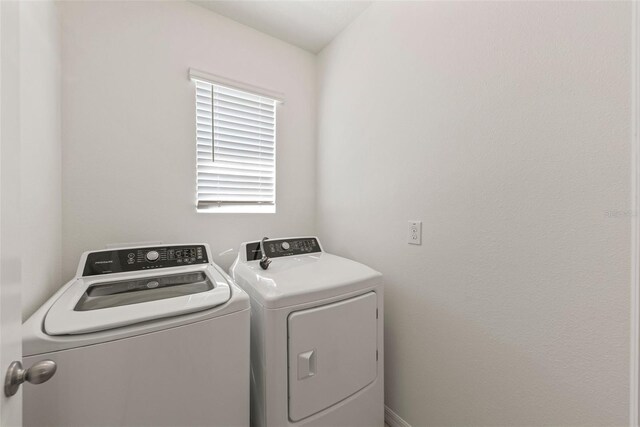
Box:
[230, 237, 384, 427]
[22, 243, 249, 427]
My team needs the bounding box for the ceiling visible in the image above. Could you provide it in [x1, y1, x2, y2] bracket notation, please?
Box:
[191, 1, 372, 53]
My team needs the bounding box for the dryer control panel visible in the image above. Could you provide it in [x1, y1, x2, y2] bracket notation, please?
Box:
[82, 245, 209, 276]
[245, 237, 321, 261]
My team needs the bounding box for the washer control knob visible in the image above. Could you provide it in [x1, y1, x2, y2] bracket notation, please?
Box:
[281, 241, 290, 251]
[146, 251, 160, 262]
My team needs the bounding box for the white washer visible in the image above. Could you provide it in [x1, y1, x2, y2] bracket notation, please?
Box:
[230, 237, 384, 427]
[23, 243, 249, 427]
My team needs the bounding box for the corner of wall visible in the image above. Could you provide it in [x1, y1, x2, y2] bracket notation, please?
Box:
[629, 1, 639, 424]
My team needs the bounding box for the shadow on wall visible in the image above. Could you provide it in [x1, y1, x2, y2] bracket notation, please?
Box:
[384, 299, 624, 426]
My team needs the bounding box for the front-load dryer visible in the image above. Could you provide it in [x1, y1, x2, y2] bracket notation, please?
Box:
[229, 237, 384, 427]
[22, 243, 249, 427]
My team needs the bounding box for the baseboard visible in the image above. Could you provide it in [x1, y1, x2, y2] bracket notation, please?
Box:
[385, 405, 411, 427]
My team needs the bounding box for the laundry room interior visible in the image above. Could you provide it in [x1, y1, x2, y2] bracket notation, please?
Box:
[1, 1, 638, 426]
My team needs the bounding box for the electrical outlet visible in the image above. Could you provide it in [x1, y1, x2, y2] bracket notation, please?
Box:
[408, 220, 422, 245]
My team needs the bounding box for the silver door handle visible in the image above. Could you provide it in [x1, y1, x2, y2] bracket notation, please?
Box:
[4, 360, 57, 397]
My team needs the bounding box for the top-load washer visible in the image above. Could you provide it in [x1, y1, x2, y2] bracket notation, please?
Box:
[230, 236, 384, 427]
[22, 243, 249, 427]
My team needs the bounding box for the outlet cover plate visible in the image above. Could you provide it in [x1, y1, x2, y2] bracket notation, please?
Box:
[408, 220, 422, 245]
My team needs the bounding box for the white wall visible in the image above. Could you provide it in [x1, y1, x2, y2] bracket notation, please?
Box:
[317, 2, 632, 425]
[60, 1, 316, 280]
[20, 0, 62, 320]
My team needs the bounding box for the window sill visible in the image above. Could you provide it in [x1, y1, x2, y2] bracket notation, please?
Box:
[197, 204, 276, 214]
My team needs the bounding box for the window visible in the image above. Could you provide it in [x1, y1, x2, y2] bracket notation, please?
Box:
[190, 70, 279, 213]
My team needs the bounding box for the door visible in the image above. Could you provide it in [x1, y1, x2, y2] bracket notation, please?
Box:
[0, 1, 23, 425]
[287, 292, 378, 422]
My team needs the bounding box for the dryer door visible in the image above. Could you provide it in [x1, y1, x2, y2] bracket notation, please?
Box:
[287, 292, 378, 422]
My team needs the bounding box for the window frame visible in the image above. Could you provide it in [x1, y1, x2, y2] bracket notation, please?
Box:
[189, 69, 283, 214]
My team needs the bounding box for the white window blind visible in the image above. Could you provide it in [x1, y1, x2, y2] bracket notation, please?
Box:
[193, 77, 277, 211]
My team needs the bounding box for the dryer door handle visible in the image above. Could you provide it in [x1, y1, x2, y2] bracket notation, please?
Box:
[297, 350, 316, 380]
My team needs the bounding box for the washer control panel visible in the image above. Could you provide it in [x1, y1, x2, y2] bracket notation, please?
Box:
[82, 245, 209, 276]
[245, 237, 321, 261]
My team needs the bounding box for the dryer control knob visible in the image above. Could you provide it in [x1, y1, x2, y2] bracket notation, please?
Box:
[146, 251, 160, 262]
[281, 242, 290, 251]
